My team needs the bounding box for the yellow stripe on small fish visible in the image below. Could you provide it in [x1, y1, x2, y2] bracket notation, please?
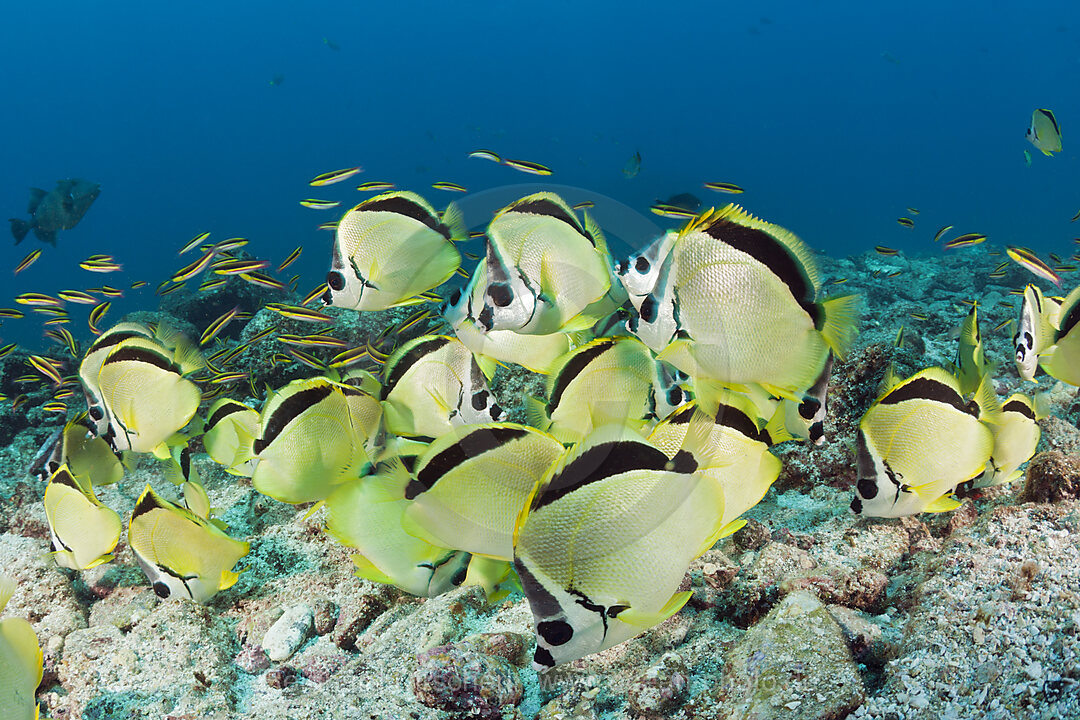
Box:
[267, 303, 334, 323]
[317, 221, 339, 231]
[239, 272, 287, 291]
[328, 346, 368, 369]
[572, 201, 595, 210]
[0, 308, 24, 318]
[908, 313, 927, 320]
[42, 401, 67, 414]
[212, 237, 249, 253]
[502, 158, 552, 175]
[1006, 246, 1062, 287]
[88, 301, 111, 336]
[200, 306, 240, 346]
[468, 149, 501, 163]
[933, 225, 954, 242]
[28, 355, 63, 385]
[875, 246, 899, 256]
[209, 371, 248, 384]
[300, 199, 341, 209]
[703, 181, 744, 194]
[15, 293, 62, 307]
[277, 246, 302, 272]
[906, 207, 920, 214]
[356, 181, 395, 192]
[432, 181, 468, 193]
[300, 284, 328, 307]
[993, 318, 1014, 332]
[32, 307, 68, 316]
[199, 277, 227, 292]
[57, 290, 99, 305]
[79, 259, 123, 273]
[212, 259, 270, 276]
[277, 334, 349, 348]
[896, 217, 914, 228]
[1071, 208, 1080, 223]
[309, 166, 363, 186]
[287, 348, 326, 370]
[14, 249, 41, 275]
[172, 248, 218, 283]
[943, 233, 986, 249]
[179, 232, 211, 255]
[130, 280, 148, 289]
[886, 270, 903, 278]
[650, 204, 697, 219]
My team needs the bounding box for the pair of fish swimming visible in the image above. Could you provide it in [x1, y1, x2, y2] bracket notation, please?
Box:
[14, 187, 1063, 680]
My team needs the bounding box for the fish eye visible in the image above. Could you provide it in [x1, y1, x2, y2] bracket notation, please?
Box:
[326, 271, 346, 291]
[153, 581, 171, 599]
[448, 288, 462, 305]
[635, 256, 650, 273]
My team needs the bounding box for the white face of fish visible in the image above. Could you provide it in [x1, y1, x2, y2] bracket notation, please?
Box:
[478, 246, 536, 332]
[324, 248, 366, 309]
[616, 231, 675, 303]
[1014, 299, 1039, 381]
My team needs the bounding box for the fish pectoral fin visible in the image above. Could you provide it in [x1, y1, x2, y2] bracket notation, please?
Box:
[614, 591, 693, 628]
[524, 396, 550, 430]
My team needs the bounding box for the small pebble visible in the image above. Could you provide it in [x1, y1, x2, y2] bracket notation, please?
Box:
[262, 604, 314, 662]
[311, 599, 339, 636]
[332, 594, 388, 651]
[412, 644, 523, 717]
[733, 519, 770, 551]
[234, 645, 270, 674]
[627, 652, 689, 716]
[265, 666, 298, 689]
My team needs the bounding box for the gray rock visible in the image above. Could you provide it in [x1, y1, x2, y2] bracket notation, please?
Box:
[713, 591, 864, 720]
[628, 651, 690, 717]
[412, 643, 523, 718]
[262, 603, 314, 662]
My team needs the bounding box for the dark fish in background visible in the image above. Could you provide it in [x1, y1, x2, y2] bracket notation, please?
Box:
[10, 178, 100, 245]
[655, 192, 701, 213]
[622, 150, 641, 178]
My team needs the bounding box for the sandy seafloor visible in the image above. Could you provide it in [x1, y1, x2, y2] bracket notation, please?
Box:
[1, 244, 1079, 720]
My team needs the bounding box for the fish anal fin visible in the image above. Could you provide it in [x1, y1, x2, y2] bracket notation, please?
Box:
[615, 591, 693, 628]
[351, 553, 395, 585]
[922, 494, 962, 513]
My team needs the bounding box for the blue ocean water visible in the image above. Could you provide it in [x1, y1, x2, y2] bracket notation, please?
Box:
[0, 1, 1076, 348]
